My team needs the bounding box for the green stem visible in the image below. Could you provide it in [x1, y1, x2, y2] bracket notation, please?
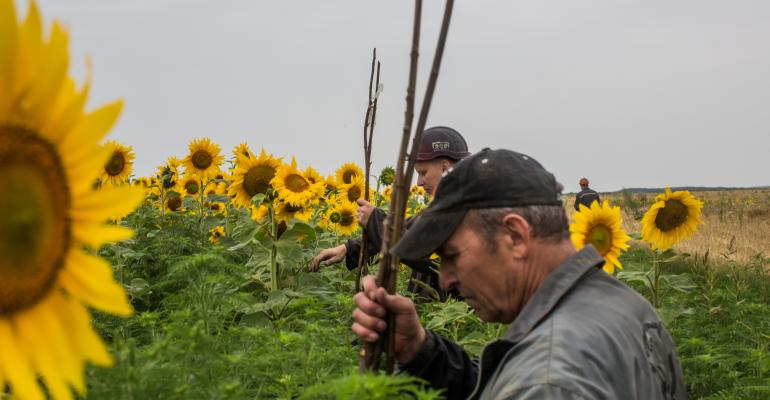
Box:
[651, 250, 661, 308]
[269, 203, 279, 291]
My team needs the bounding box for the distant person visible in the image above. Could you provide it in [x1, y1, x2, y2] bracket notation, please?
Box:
[574, 177, 600, 211]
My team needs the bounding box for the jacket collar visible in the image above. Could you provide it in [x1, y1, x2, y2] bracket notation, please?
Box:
[500, 245, 605, 343]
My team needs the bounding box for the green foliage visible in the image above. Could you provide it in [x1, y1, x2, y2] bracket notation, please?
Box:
[85, 203, 769, 399]
[300, 371, 443, 400]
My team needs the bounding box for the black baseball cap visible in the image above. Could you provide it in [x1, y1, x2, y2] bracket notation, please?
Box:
[393, 148, 563, 260]
[417, 126, 470, 161]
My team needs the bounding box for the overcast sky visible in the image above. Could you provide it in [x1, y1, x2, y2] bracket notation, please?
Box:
[36, 0, 770, 192]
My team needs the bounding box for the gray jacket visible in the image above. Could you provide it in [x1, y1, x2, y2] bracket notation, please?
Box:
[402, 246, 688, 399]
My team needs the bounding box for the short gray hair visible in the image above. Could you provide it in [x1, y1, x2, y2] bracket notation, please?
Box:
[466, 205, 569, 249]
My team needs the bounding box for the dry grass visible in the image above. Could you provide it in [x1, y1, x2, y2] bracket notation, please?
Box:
[565, 188, 770, 266]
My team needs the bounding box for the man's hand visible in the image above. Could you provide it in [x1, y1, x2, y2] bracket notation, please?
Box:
[356, 199, 375, 227]
[352, 275, 427, 364]
[309, 244, 346, 272]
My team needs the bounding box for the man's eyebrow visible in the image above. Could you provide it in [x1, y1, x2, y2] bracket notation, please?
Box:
[437, 242, 456, 256]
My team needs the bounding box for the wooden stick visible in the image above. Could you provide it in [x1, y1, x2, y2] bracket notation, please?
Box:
[355, 48, 378, 294]
[362, 0, 456, 374]
[362, 0, 422, 373]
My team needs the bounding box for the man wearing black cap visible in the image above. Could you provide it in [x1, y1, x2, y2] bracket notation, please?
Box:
[309, 126, 470, 301]
[351, 148, 687, 399]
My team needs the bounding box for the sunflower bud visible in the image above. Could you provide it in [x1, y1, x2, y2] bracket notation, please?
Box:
[379, 166, 395, 186]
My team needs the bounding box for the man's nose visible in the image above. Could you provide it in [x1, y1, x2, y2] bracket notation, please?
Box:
[439, 271, 457, 292]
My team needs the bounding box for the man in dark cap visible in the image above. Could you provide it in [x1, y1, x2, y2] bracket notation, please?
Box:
[310, 126, 470, 301]
[351, 148, 687, 399]
[574, 177, 601, 211]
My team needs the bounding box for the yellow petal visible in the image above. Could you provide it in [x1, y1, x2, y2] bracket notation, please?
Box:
[16, 301, 75, 400]
[72, 223, 134, 248]
[55, 296, 113, 367]
[59, 249, 132, 316]
[70, 185, 144, 223]
[0, 0, 18, 117]
[0, 319, 45, 400]
[24, 22, 70, 130]
[65, 145, 111, 196]
[58, 99, 123, 152]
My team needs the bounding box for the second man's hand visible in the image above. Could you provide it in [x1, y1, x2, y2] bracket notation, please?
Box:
[309, 244, 347, 272]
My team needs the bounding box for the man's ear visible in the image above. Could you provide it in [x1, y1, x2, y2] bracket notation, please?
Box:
[501, 214, 530, 259]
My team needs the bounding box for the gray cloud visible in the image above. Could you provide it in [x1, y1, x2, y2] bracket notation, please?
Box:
[36, 0, 770, 192]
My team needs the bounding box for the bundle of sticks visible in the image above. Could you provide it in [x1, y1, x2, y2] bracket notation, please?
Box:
[358, 0, 455, 374]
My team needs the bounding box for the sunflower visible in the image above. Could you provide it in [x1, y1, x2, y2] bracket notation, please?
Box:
[274, 199, 314, 224]
[378, 166, 395, 186]
[99, 140, 134, 186]
[303, 166, 326, 197]
[232, 142, 252, 163]
[178, 174, 201, 197]
[325, 202, 359, 236]
[271, 157, 316, 207]
[204, 181, 227, 196]
[182, 137, 223, 180]
[229, 149, 281, 208]
[641, 187, 703, 251]
[208, 226, 225, 244]
[410, 185, 426, 197]
[340, 175, 365, 204]
[250, 204, 269, 222]
[207, 201, 227, 215]
[157, 156, 181, 191]
[570, 201, 631, 274]
[163, 192, 183, 212]
[0, 2, 144, 398]
[381, 186, 393, 201]
[324, 175, 338, 194]
[335, 162, 362, 185]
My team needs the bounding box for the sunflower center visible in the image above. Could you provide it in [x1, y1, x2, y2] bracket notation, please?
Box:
[166, 196, 182, 211]
[587, 224, 612, 256]
[340, 211, 355, 227]
[329, 211, 341, 223]
[347, 186, 362, 203]
[0, 126, 70, 315]
[161, 168, 177, 189]
[342, 170, 356, 184]
[105, 151, 126, 176]
[185, 181, 199, 194]
[191, 150, 213, 169]
[285, 174, 309, 193]
[285, 203, 303, 213]
[655, 199, 688, 232]
[244, 166, 276, 196]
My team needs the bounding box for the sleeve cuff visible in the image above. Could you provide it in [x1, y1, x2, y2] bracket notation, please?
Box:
[398, 329, 437, 373]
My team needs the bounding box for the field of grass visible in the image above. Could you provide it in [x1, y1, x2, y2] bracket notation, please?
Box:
[71, 189, 769, 399]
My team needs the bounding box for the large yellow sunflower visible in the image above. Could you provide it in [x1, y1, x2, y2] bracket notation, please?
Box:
[325, 202, 359, 236]
[303, 166, 326, 198]
[274, 199, 313, 224]
[271, 157, 316, 207]
[182, 137, 223, 180]
[229, 149, 280, 208]
[99, 140, 134, 186]
[0, 2, 143, 398]
[641, 187, 703, 251]
[232, 142, 252, 163]
[178, 174, 201, 197]
[208, 226, 225, 244]
[163, 192, 183, 212]
[157, 156, 181, 192]
[340, 175, 365, 204]
[570, 200, 631, 274]
[335, 162, 362, 185]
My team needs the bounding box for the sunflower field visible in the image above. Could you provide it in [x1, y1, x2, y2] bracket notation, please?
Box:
[1, 1, 769, 399]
